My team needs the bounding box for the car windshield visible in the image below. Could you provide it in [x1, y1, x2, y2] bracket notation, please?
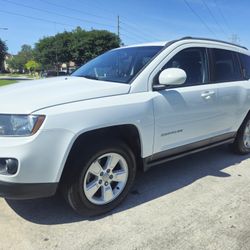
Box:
[72, 46, 163, 84]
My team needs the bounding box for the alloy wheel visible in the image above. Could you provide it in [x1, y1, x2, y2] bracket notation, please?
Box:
[83, 152, 129, 205]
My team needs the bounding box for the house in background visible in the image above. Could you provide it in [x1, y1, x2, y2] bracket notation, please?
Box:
[3, 53, 13, 72]
[60, 61, 76, 74]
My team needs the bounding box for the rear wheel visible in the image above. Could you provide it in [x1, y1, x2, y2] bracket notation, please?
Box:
[232, 115, 250, 154]
[62, 140, 136, 216]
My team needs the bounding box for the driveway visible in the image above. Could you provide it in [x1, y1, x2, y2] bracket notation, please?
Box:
[1, 145, 250, 250]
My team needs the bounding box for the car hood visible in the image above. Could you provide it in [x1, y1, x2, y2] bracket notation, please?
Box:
[0, 76, 131, 114]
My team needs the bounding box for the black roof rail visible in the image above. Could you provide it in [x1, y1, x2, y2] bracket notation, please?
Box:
[177, 36, 248, 50]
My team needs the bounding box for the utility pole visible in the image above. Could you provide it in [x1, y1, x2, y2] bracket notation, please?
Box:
[230, 34, 240, 44]
[117, 15, 120, 41]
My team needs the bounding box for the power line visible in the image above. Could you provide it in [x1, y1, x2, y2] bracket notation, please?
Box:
[183, 0, 217, 38]
[2, 0, 117, 29]
[41, 0, 115, 24]
[0, 3, 139, 45]
[0, 5, 142, 46]
[0, 9, 76, 28]
[76, 0, 161, 41]
[81, 0, 165, 41]
[4, 0, 213, 46]
[40, 0, 153, 42]
[213, 0, 233, 34]
[119, 33, 144, 44]
[85, 1, 165, 41]
[120, 26, 152, 43]
[119, 18, 151, 44]
[120, 16, 185, 43]
[78, 0, 117, 17]
[39, 0, 162, 43]
[200, 0, 228, 37]
[120, 19, 159, 41]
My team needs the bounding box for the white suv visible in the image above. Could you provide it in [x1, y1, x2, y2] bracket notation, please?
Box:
[0, 37, 250, 216]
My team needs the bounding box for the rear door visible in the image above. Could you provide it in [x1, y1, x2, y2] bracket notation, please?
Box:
[210, 48, 248, 132]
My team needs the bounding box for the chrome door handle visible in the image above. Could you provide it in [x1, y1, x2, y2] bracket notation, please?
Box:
[201, 90, 215, 100]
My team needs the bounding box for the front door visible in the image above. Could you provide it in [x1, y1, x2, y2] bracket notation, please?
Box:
[153, 47, 221, 155]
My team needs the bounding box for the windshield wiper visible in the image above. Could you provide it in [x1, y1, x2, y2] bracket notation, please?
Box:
[80, 75, 99, 80]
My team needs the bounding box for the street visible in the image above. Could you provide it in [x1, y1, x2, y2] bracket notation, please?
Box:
[1, 145, 250, 250]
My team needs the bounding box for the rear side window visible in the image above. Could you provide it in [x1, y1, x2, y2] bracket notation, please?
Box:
[211, 49, 242, 82]
[239, 54, 250, 80]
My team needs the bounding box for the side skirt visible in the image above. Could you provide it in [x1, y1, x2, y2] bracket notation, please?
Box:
[143, 132, 236, 171]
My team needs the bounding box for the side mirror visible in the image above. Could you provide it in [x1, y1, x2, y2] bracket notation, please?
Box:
[159, 68, 187, 86]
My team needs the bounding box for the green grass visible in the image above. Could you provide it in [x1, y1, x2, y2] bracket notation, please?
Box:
[0, 80, 17, 87]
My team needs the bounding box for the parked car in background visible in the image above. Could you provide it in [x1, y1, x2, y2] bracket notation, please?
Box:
[42, 70, 68, 78]
[0, 37, 250, 216]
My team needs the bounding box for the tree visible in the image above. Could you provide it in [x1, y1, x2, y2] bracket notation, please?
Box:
[19, 45, 34, 63]
[0, 39, 8, 71]
[54, 31, 73, 72]
[71, 28, 121, 65]
[6, 44, 34, 72]
[34, 32, 74, 73]
[6, 55, 23, 72]
[34, 36, 57, 71]
[34, 27, 121, 72]
[25, 60, 41, 73]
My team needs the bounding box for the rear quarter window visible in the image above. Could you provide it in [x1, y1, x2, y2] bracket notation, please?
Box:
[211, 48, 242, 82]
[239, 54, 250, 80]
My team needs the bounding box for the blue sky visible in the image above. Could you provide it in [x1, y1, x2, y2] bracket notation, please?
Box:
[0, 0, 249, 54]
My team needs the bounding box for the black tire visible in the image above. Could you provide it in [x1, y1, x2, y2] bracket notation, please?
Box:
[62, 139, 136, 216]
[232, 114, 250, 155]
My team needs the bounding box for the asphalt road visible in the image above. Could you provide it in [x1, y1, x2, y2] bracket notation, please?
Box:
[1, 145, 250, 250]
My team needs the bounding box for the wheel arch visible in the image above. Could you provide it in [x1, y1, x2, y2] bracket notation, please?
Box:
[237, 110, 250, 132]
[59, 124, 143, 184]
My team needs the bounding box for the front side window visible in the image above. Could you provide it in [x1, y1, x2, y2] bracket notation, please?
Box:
[239, 54, 250, 80]
[211, 49, 242, 82]
[72, 46, 163, 84]
[155, 47, 208, 86]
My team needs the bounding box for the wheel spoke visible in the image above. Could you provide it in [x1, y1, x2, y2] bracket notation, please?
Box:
[86, 180, 100, 198]
[244, 125, 250, 146]
[84, 152, 129, 205]
[102, 185, 114, 202]
[89, 161, 103, 176]
[112, 170, 127, 183]
[245, 126, 250, 135]
[105, 154, 120, 170]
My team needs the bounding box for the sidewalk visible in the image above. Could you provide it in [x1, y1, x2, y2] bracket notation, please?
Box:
[0, 76, 33, 81]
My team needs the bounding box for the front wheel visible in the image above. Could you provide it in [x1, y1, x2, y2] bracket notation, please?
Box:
[62, 140, 136, 216]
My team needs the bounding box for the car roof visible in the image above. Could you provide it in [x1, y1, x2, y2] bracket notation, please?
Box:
[114, 37, 249, 55]
[122, 41, 167, 48]
[123, 37, 247, 49]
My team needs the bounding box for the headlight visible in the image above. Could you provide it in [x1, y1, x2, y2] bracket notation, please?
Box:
[0, 115, 45, 136]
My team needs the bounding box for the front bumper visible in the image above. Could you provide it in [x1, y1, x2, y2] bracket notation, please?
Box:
[0, 129, 74, 186]
[0, 180, 58, 199]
